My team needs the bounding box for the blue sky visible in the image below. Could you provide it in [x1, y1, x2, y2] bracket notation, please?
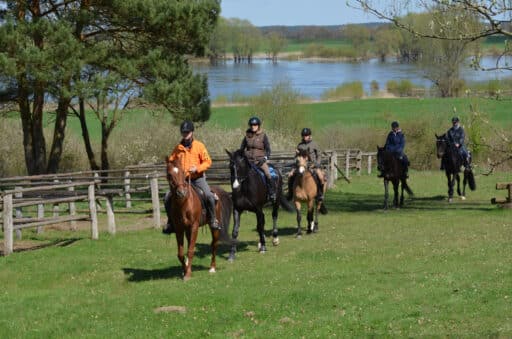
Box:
[220, 0, 381, 26]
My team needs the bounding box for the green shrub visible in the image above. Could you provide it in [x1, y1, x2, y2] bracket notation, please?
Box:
[321, 81, 364, 100]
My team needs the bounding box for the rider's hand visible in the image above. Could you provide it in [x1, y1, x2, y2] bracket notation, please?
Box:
[189, 165, 197, 173]
[257, 157, 267, 166]
[455, 143, 460, 148]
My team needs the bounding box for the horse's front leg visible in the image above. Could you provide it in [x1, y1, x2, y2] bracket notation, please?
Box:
[256, 209, 266, 253]
[383, 179, 389, 210]
[295, 201, 302, 237]
[314, 200, 321, 232]
[184, 225, 198, 281]
[175, 227, 186, 277]
[399, 179, 405, 207]
[306, 199, 315, 233]
[228, 209, 241, 262]
[455, 173, 462, 197]
[447, 172, 454, 202]
[271, 199, 279, 246]
[209, 227, 220, 273]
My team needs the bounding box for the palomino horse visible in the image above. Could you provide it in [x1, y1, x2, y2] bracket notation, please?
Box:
[293, 149, 327, 236]
[225, 149, 294, 261]
[435, 133, 476, 202]
[166, 158, 232, 280]
[376, 146, 413, 209]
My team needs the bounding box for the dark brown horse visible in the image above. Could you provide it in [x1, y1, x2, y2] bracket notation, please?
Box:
[293, 149, 327, 236]
[166, 158, 232, 280]
[377, 146, 413, 209]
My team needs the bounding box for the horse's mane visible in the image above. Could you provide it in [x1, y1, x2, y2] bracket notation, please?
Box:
[297, 148, 309, 158]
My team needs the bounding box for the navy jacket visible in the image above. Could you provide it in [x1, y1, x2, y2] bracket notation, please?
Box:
[447, 125, 465, 146]
[385, 129, 405, 154]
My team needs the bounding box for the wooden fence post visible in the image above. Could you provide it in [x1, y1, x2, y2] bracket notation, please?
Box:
[53, 179, 60, 217]
[367, 154, 372, 175]
[14, 186, 22, 240]
[345, 150, 350, 179]
[356, 150, 362, 176]
[3, 194, 13, 256]
[88, 184, 98, 240]
[328, 151, 338, 188]
[150, 176, 161, 229]
[124, 170, 131, 208]
[68, 185, 77, 231]
[106, 195, 116, 235]
[37, 204, 44, 234]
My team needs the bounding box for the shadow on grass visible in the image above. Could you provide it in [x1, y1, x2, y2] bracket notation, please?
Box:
[0, 237, 82, 256]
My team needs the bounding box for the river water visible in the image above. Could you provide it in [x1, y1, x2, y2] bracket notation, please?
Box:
[193, 56, 511, 100]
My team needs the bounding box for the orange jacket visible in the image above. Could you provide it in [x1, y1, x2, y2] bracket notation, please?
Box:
[168, 140, 212, 179]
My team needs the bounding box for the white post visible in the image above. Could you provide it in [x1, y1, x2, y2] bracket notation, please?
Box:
[367, 155, 372, 175]
[68, 185, 77, 231]
[37, 204, 44, 234]
[328, 151, 338, 188]
[88, 184, 98, 240]
[356, 150, 362, 176]
[14, 186, 22, 240]
[3, 194, 13, 256]
[150, 176, 161, 229]
[124, 170, 132, 208]
[345, 150, 350, 179]
[106, 195, 116, 235]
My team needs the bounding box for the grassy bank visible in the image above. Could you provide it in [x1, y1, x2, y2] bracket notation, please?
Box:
[1, 171, 511, 337]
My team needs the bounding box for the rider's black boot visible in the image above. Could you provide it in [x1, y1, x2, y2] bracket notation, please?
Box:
[286, 173, 295, 200]
[207, 197, 221, 230]
[268, 179, 277, 202]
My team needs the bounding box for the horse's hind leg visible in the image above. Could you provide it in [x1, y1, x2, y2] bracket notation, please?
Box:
[455, 173, 463, 198]
[399, 179, 405, 207]
[256, 209, 266, 253]
[383, 180, 389, 210]
[447, 173, 454, 202]
[228, 209, 241, 262]
[209, 228, 220, 273]
[271, 200, 279, 246]
[393, 180, 399, 208]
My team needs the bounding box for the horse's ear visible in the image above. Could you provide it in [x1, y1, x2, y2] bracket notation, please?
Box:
[435, 133, 439, 138]
[225, 149, 232, 158]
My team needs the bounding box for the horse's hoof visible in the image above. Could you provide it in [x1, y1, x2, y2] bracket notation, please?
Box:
[259, 246, 267, 253]
[228, 255, 235, 262]
[306, 229, 312, 234]
[461, 196, 466, 200]
[448, 198, 453, 203]
[296, 232, 302, 238]
[272, 237, 280, 246]
[183, 275, 191, 282]
[209, 267, 216, 273]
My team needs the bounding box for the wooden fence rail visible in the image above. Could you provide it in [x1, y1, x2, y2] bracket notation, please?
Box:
[1, 149, 375, 256]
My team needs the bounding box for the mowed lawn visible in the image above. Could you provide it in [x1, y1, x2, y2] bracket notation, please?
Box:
[0, 171, 511, 337]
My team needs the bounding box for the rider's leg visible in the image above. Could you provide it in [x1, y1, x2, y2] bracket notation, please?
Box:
[313, 168, 325, 201]
[162, 191, 175, 234]
[193, 177, 220, 230]
[260, 162, 276, 201]
[286, 169, 296, 200]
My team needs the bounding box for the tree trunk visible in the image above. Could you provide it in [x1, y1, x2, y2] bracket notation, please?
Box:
[101, 122, 111, 172]
[77, 98, 100, 171]
[47, 97, 71, 173]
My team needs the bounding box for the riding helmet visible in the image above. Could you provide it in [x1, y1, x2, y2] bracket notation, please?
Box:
[391, 121, 399, 128]
[248, 116, 261, 126]
[180, 120, 195, 133]
[452, 116, 459, 123]
[301, 127, 312, 136]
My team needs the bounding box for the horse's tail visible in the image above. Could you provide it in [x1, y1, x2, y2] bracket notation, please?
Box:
[216, 189, 232, 243]
[279, 193, 295, 212]
[465, 169, 476, 191]
[402, 179, 414, 197]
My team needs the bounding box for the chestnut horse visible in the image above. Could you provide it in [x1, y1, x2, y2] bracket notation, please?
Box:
[293, 149, 327, 237]
[166, 158, 232, 280]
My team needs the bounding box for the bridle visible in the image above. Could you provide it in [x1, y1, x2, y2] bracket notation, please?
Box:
[167, 164, 191, 199]
[230, 154, 250, 189]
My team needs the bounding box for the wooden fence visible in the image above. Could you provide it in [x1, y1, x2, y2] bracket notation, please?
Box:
[0, 149, 375, 256]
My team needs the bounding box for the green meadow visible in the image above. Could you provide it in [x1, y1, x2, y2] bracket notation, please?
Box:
[1, 171, 511, 337]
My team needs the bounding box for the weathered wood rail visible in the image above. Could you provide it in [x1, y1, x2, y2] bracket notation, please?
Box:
[0, 149, 375, 256]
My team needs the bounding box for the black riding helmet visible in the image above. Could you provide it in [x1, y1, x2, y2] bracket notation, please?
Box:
[180, 120, 195, 133]
[301, 127, 312, 136]
[248, 116, 261, 126]
[452, 116, 459, 123]
[391, 121, 399, 128]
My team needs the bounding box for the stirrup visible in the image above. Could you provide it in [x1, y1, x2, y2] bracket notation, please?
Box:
[210, 219, 221, 230]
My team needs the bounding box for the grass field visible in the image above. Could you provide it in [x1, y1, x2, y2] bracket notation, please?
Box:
[1, 171, 511, 337]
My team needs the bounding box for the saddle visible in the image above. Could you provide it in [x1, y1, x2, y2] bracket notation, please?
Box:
[250, 163, 279, 183]
[190, 184, 218, 223]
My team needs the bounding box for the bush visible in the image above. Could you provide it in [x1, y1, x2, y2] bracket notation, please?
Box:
[321, 82, 364, 100]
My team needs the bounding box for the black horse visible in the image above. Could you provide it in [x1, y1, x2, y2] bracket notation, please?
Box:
[225, 149, 294, 261]
[435, 133, 476, 202]
[377, 146, 413, 209]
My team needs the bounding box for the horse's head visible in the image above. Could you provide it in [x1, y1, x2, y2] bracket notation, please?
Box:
[225, 149, 250, 190]
[435, 133, 447, 159]
[376, 146, 386, 173]
[166, 157, 188, 199]
[295, 149, 309, 174]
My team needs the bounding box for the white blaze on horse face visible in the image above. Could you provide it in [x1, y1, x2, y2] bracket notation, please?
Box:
[298, 166, 305, 174]
[233, 179, 240, 189]
[173, 167, 179, 174]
